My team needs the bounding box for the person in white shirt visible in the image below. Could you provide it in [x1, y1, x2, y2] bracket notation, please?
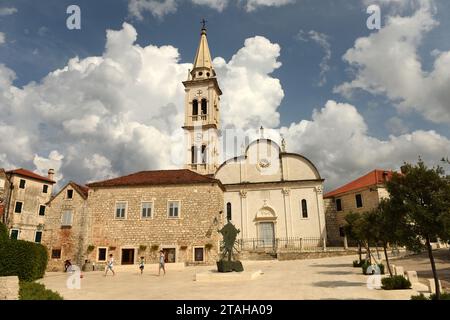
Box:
[104, 254, 116, 276]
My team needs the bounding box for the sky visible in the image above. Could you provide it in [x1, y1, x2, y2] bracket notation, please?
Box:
[0, 0, 450, 191]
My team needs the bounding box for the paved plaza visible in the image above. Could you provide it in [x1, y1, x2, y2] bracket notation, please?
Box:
[39, 254, 430, 300]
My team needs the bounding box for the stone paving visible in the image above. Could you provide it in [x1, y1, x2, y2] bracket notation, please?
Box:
[39, 254, 430, 300]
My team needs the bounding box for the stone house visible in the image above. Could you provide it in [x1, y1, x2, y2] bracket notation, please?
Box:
[3, 168, 55, 242]
[0, 169, 10, 223]
[324, 169, 393, 245]
[42, 181, 89, 271]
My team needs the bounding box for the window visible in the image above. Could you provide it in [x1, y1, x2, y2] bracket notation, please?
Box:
[115, 202, 126, 219]
[226, 202, 232, 221]
[141, 202, 153, 219]
[191, 146, 198, 164]
[192, 100, 198, 116]
[201, 145, 207, 164]
[10, 229, 19, 240]
[201, 99, 207, 115]
[61, 210, 73, 226]
[194, 247, 204, 262]
[168, 201, 180, 218]
[336, 199, 342, 211]
[355, 194, 363, 208]
[34, 231, 42, 243]
[98, 248, 107, 262]
[301, 199, 308, 218]
[339, 227, 345, 237]
[67, 189, 73, 199]
[14, 201, 23, 213]
[51, 249, 61, 259]
[19, 179, 26, 189]
[39, 205, 46, 216]
[42, 185, 49, 193]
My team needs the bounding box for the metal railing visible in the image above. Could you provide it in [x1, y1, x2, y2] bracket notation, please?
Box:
[234, 237, 342, 253]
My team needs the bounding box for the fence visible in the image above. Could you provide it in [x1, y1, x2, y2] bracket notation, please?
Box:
[234, 237, 344, 253]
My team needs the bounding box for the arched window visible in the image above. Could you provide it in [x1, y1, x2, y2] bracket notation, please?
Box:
[192, 100, 198, 116]
[226, 202, 232, 221]
[201, 145, 207, 164]
[191, 146, 198, 164]
[201, 99, 207, 115]
[301, 199, 308, 218]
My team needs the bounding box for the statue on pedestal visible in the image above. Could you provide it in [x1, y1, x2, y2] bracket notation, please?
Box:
[217, 221, 244, 272]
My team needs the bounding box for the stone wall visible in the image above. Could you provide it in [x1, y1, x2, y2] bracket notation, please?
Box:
[277, 250, 358, 261]
[0, 276, 19, 300]
[42, 184, 88, 271]
[324, 198, 342, 246]
[86, 183, 224, 266]
[7, 175, 53, 242]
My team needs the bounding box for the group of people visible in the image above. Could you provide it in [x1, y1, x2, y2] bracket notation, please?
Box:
[104, 250, 166, 276]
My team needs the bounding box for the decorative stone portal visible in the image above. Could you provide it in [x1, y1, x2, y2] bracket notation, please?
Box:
[254, 206, 277, 248]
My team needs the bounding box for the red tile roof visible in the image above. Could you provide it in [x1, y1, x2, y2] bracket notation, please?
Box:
[324, 169, 394, 198]
[86, 169, 222, 188]
[6, 168, 55, 184]
[70, 182, 89, 199]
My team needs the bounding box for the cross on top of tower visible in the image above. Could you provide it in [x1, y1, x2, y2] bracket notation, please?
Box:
[201, 18, 207, 30]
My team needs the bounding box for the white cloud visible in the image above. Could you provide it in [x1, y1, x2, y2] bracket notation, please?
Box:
[0, 32, 4, 45]
[335, 3, 450, 124]
[127, 0, 294, 18]
[214, 36, 284, 128]
[33, 151, 64, 184]
[191, 0, 229, 11]
[128, 0, 177, 20]
[0, 7, 17, 16]
[385, 116, 409, 135]
[281, 100, 450, 190]
[244, 0, 294, 12]
[297, 30, 331, 86]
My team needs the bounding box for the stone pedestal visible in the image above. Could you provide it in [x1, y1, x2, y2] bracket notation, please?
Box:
[217, 260, 244, 273]
[406, 271, 419, 284]
[394, 266, 404, 277]
[427, 279, 443, 294]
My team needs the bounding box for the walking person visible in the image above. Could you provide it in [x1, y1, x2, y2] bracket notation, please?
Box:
[158, 250, 166, 276]
[139, 256, 145, 275]
[104, 254, 116, 276]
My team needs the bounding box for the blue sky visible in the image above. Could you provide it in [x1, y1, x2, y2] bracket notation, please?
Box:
[1, 0, 450, 189]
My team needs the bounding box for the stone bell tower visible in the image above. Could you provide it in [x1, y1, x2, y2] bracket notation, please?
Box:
[183, 22, 222, 175]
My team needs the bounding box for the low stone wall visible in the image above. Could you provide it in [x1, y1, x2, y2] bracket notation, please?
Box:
[277, 250, 358, 261]
[0, 276, 19, 300]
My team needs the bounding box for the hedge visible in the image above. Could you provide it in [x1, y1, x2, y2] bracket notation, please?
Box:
[411, 293, 450, 300]
[19, 282, 63, 300]
[0, 224, 48, 281]
[0, 222, 8, 242]
[382, 275, 412, 290]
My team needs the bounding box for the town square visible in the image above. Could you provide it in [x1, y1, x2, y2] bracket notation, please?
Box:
[1, 0, 450, 306]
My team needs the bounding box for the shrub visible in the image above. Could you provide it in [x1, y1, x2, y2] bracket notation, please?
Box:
[0, 239, 48, 281]
[205, 243, 213, 250]
[382, 275, 412, 290]
[19, 282, 63, 300]
[353, 259, 366, 267]
[361, 261, 384, 275]
[411, 293, 450, 300]
[0, 222, 8, 242]
[150, 244, 159, 251]
[139, 245, 147, 252]
[86, 245, 95, 254]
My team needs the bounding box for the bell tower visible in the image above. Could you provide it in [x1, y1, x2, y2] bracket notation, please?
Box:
[183, 22, 222, 175]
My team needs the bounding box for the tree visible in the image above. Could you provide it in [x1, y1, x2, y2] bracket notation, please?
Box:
[343, 212, 363, 262]
[386, 160, 450, 299]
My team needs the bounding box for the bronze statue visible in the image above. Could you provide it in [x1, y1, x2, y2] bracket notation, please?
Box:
[217, 221, 243, 272]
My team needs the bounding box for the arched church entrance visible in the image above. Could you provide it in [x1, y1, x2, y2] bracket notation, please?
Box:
[255, 206, 277, 248]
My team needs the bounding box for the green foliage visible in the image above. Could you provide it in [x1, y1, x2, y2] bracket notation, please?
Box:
[0, 239, 48, 281]
[86, 245, 95, 253]
[353, 259, 366, 267]
[411, 292, 450, 300]
[361, 261, 385, 275]
[0, 222, 8, 242]
[138, 245, 147, 252]
[381, 276, 411, 290]
[19, 282, 63, 300]
[205, 243, 213, 250]
[150, 244, 159, 251]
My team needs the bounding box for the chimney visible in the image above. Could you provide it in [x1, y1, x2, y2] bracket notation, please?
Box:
[48, 169, 55, 181]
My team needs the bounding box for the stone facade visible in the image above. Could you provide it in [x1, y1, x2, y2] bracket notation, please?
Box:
[5, 170, 55, 242]
[0, 169, 9, 223]
[42, 182, 89, 271]
[215, 139, 327, 245]
[85, 182, 224, 267]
